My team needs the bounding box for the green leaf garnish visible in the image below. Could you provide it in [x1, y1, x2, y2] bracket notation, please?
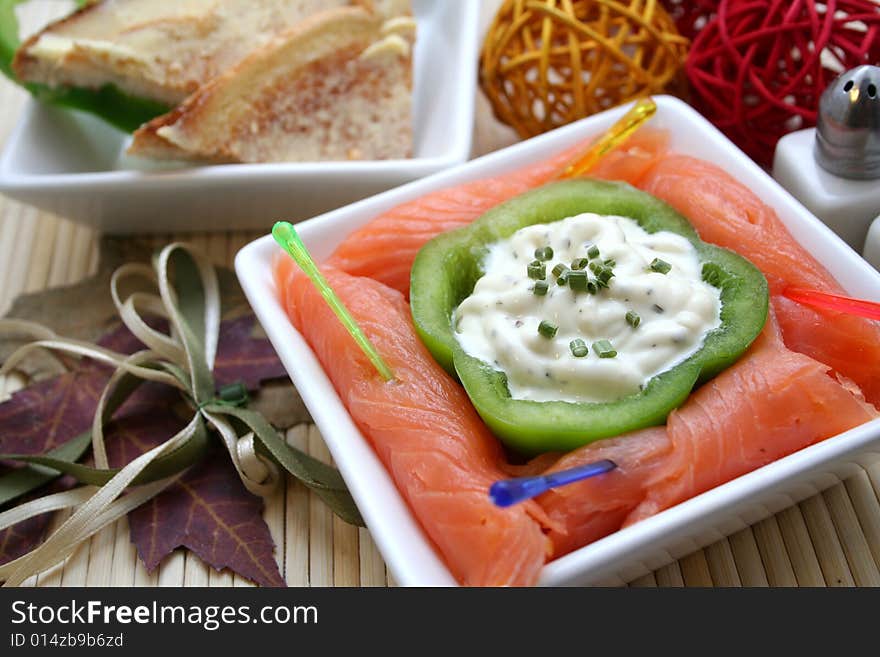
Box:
[0, 0, 169, 132]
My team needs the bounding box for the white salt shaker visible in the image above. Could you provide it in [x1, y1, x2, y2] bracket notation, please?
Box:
[772, 65, 880, 262]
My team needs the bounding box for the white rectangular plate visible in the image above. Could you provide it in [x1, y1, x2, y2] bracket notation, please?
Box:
[235, 96, 880, 586]
[0, 0, 478, 234]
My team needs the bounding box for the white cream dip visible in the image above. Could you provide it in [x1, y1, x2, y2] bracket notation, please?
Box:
[454, 213, 722, 403]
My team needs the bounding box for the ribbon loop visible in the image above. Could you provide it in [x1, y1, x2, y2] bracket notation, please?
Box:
[236, 432, 273, 488]
[155, 244, 220, 404]
[200, 409, 279, 497]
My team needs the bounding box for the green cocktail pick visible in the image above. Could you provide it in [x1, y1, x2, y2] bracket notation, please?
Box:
[272, 221, 395, 382]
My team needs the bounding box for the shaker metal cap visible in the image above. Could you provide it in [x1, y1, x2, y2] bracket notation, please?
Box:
[814, 65, 880, 180]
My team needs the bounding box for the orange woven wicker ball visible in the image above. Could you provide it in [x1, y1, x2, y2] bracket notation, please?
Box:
[480, 0, 689, 138]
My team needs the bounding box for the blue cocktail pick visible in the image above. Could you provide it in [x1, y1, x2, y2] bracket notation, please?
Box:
[489, 459, 618, 507]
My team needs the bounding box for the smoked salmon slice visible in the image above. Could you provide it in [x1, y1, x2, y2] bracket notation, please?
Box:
[535, 427, 671, 557]
[639, 155, 880, 405]
[532, 315, 877, 556]
[625, 314, 878, 525]
[327, 129, 670, 296]
[274, 257, 551, 586]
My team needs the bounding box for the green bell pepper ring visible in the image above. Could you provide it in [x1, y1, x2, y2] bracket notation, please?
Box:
[410, 179, 769, 455]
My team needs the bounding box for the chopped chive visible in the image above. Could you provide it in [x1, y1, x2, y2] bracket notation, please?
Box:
[589, 261, 603, 275]
[592, 339, 617, 358]
[587, 245, 600, 259]
[538, 320, 558, 339]
[568, 270, 588, 292]
[650, 258, 672, 274]
[535, 246, 554, 261]
[596, 272, 612, 288]
[586, 280, 598, 294]
[527, 261, 546, 280]
[571, 257, 589, 270]
[604, 258, 617, 268]
[570, 338, 589, 357]
[552, 263, 570, 286]
[596, 267, 614, 285]
[626, 310, 641, 328]
[533, 280, 549, 296]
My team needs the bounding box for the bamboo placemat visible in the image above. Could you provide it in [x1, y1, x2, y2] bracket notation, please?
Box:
[2, 1, 880, 588]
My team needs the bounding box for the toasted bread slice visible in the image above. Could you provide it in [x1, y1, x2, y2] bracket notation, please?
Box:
[127, 7, 416, 163]
[13, 0, 381, 105]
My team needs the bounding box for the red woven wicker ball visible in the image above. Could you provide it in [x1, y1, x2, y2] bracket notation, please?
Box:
[686, 0, 880, 167]
[661, 0, 719, 40]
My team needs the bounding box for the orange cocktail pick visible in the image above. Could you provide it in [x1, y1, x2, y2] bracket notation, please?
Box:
[558, 97, 657, 179]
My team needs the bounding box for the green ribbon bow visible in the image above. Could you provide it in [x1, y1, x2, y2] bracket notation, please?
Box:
[0, 243, 362, 587]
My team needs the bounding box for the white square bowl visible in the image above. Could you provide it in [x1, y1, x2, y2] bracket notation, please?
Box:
[0, 0, 478, 234]
[235, 96, 880, 587]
